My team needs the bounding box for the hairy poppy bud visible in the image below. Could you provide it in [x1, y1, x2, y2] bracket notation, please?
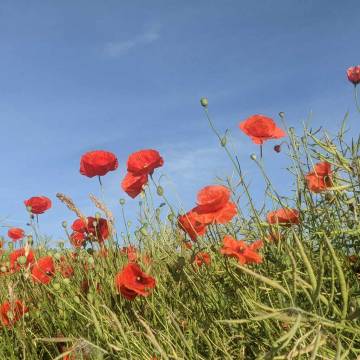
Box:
[200, 97, 208, 107]
[274, 144, 281, 153]
[279, 112, 285, 118]
[250, 153, 257, 161]
[61, 221, 67, 228]
[156, 186, 164, 196]
[220, 137, 227, 147]
[27, 235, 33, 246]
[17, 256, 27, 265]
[119, 198, 126, 206]
[53, 283, 61, 291]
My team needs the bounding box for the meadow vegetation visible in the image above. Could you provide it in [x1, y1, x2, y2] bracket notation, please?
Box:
[1, 66, 360, 359]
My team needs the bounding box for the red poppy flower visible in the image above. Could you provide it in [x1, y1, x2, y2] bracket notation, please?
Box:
[239, 114, 286, 145]
[193, 202, 237, 225]
[347, 66, 360, 85]
[8, 228, 25, 242]
[71, 218, 87, 233]
[86, 217, 109, 243]
[24, 196, 52, 214]
[196, 185, 230, 212]
[220, 236, 263, 265]
[127, 149, 164, 176]
[191, 185, 237, 225]
[0, 300, 28, 327]
[194, 252, 211, 267]
[69, 231, 85, 248]
[178, 211, 207, 241]
[80, 150, 118, 178]
[266, 208, 300, 226]
[114, 263, 156, 300]
[305, 161, 333, 193]
[58, 258, 74, 278]
[9, 248, 35, 271]
[31, 256, 55, 284]
[70, 216, 109, 244]
[121, 246, 138, 262]
[121, 172, 148, 198]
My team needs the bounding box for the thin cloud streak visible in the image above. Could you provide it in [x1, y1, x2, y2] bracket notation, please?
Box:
[104, 26, 161, 57]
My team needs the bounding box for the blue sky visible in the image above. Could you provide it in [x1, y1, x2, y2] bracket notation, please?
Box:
[0, 0, 359, 243]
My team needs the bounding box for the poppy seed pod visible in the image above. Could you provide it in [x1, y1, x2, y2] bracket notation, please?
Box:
[250, 154, 257, 161]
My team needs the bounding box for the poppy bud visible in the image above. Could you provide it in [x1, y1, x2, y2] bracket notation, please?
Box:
[274, 144, 281, 153]
[167, 213, 174, 222]
[119, 198, 126, 206]
[220, 137, 227, 147]
[156, 208, 161, 218]
[250, 153, 257, 161]
[53, 283, 61, 291]
[58, 241, 64, 249]
[140, 227, 148, 236]
[17, 256, 27, 265]
[54, 253, 61, 261]
[289, 127, 295, 133]
[200, 97, 209, 107]
[74, 296, 81, 304]
[8, 242, 13, 250]
[156, 186, 164, 196]
[27, 236, 33, 246]
[127, 221, 132, 228]
[347, 66, 360, 86]
[279, 112, 285, 118]
[95, 212, 101, 220]
[61, 221, 67, 228]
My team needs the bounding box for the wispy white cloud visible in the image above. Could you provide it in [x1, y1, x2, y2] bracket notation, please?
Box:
[104, 25, 161, 57]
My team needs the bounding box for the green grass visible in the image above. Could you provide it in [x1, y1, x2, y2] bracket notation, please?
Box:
[1, 103, 360, 359]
